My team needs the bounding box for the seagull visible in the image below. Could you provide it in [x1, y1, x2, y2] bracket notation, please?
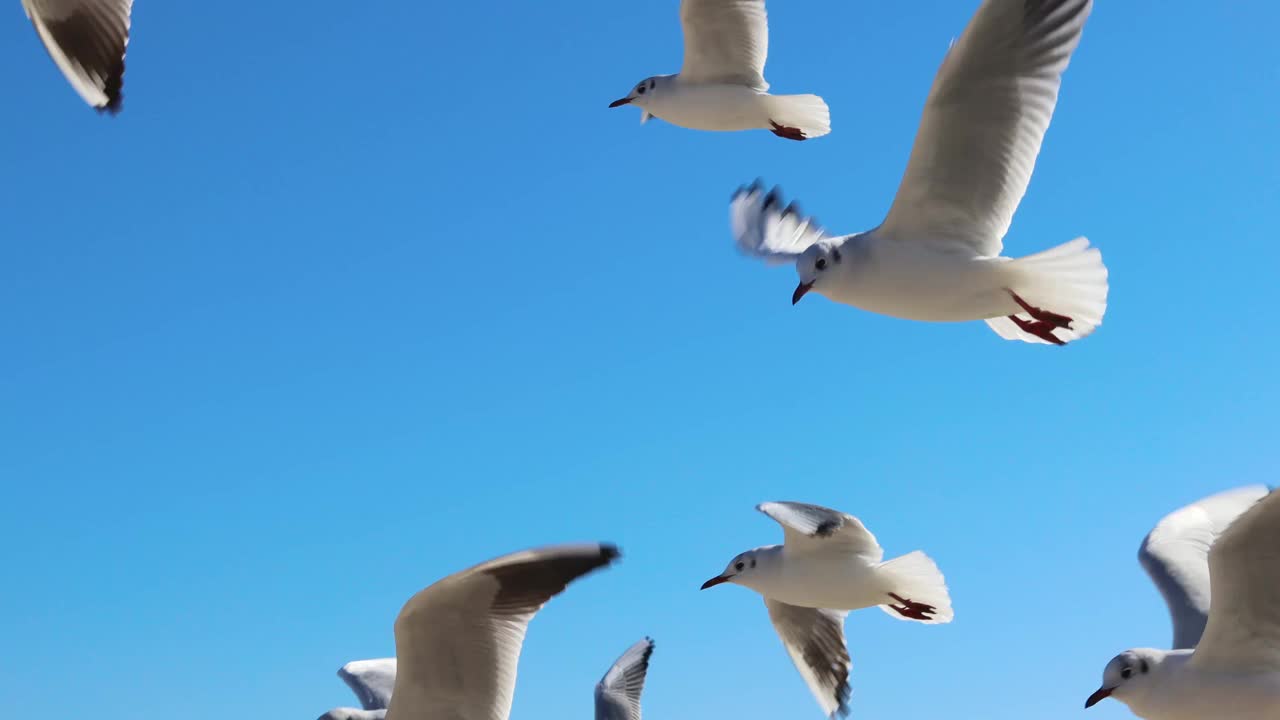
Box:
[1086, 489, 1280, 719]
[700, 502, 953, 718]
[594, 637, 656, 720]
[318, 658, 397, 720]
[21, 0, 133, 113]
[384, 543, 620, 720]
[729, 0, 1106, 345]
[608, 0, 830, 141]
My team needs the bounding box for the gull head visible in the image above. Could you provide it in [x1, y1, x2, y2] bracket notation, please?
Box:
[793, 243, 844, 305]
[609, 76, 670, 113]
[1086, 649, 1167, 709]
[701, 549, 766, 591]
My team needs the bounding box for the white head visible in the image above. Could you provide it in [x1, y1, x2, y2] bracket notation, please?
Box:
[608, 75, 673, 114]
[700, 547, 777, 593]
[791, 242, 847, 305]
[1085, 648, 1168, 710]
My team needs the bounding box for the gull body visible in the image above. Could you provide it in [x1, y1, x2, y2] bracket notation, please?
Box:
[1087, 489, 1280, 719]
[730, 0, 1107, 345]
[610, 0, 830, 140]
[701, 502, 952, 718]
[21, 0, 133, 112]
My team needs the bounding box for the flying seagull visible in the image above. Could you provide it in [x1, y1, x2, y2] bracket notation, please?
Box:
[729, 0, 1106, 345]
[21, 0, 133, 113]
[700, 502, 953, 718]
[609, 0, 830, 141]
[317, 658, 396, 720]
[594, 637, 656, 720]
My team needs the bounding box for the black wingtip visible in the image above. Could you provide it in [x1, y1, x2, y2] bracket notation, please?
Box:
[600, 543, 622, 562]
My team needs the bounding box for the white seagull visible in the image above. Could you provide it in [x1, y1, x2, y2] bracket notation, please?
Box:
[730, 0, 1106, 345]
[1086, 488, 1280, 719]
[609, 0, 830, 141]
[318, 658, 397, 720]
[594, 637, 656, 720]
[21, 0, 133, 113]
[384, 543, 620, 720]
[700, 502, 953, 718]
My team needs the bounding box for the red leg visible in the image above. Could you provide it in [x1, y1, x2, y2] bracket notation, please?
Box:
[1009, 315, 1067, 346]
[769, 121, 807, 141]
[1007, 290, 1073, 328]
[887, 592, 938, 621]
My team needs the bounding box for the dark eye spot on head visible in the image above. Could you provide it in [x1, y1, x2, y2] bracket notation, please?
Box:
[648, 79, 656, 90]
[832, 248, 842, 263]
[1139, 660, 1149, 674]
[734, 561, 745, 571]
[749, 558, 756, 568]
[815, 258, 827, 271]
[638, 85, 646, 95]
[1120, 667, 1132, 680]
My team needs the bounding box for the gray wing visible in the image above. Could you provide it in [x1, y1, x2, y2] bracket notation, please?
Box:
[387, 543, 621, 720]
[765, 599, 851, 719]
[1138, 485, 1270, 649]
[338, 658, 397, 711]
[21, 0, 132, 113]
[757, 501, 883, 562]
[594, 637, 655, 720]
[1190, 490, 1280, 673]
[729, 182, 830, 264]
[878, 0, 1092, 256]
[679, 0, 769, 90]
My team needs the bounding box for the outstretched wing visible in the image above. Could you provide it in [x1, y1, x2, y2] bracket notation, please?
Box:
[877, 0, 1092, 256]
[388, 543, 621, 720]
[765, 599, 852, 719]
[338, 658, 397, 711]
[730, 182, 830, 265]
[594, 637, 655, 720]
[1190, 490, 1280, 672]
[1138, 485, 1270, 649]
[757, 501, 883, 562]
[679, 0, 769, 90]
[22, 0, 132, 112]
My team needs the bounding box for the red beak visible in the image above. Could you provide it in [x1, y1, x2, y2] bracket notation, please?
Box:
[609, 97, 632, 108]
[1084, 688, 1112, 709]
[792, 281, 814, 305]
[700, 575, 730, 590]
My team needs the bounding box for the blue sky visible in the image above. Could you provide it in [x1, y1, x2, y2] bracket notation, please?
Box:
[1, 2, 1277, 719]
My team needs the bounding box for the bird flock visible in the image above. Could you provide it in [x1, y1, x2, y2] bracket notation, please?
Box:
[17, 0, 1278, 719]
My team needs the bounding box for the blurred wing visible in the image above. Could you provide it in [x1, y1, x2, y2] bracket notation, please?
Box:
[22, 0, 132, 113]
[1191, 491, 1280, 672]
[1138, 485, 1270, 649]
[757, 501, 883, 563]
[679, 0, 769, 90]
[877, 0, 1092, 255]
[388, 544, 620, 720]
[594, 637, 655, 720]
[765, 599, 851, 719]
[730, 182, 830, 265]
[338, 658, 398, 711]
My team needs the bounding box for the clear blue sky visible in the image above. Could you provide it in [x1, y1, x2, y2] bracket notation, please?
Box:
[1, 2, 1276, 719]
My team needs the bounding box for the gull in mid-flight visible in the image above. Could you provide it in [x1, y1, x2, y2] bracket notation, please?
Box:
[701, 502, 953, 718]
[730, 0, 1106, 345]
[594, 637, 656, 720]
[382, 543, 620, 720]
[21, 0, 133, 113]
[318, 658, 396, 720]
[1086, 488, 1280, 719]
[609, 0, 830, 141]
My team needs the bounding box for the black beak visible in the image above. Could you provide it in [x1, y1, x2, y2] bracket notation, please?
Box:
[1084, 688, 1112, 709]
[792, 281, 814, 305]
[700, 575, 730, 590]
[608, 97, 632, 108]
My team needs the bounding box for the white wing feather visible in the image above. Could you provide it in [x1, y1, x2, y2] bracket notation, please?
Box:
[679, 0, 769, 90]
[730, 182, 829, 264]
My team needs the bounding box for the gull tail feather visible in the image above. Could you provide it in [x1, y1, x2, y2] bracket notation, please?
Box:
[986, 237, 1109, 345]
[763, 94, 831, 139]
[877, 551, 954, 624]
